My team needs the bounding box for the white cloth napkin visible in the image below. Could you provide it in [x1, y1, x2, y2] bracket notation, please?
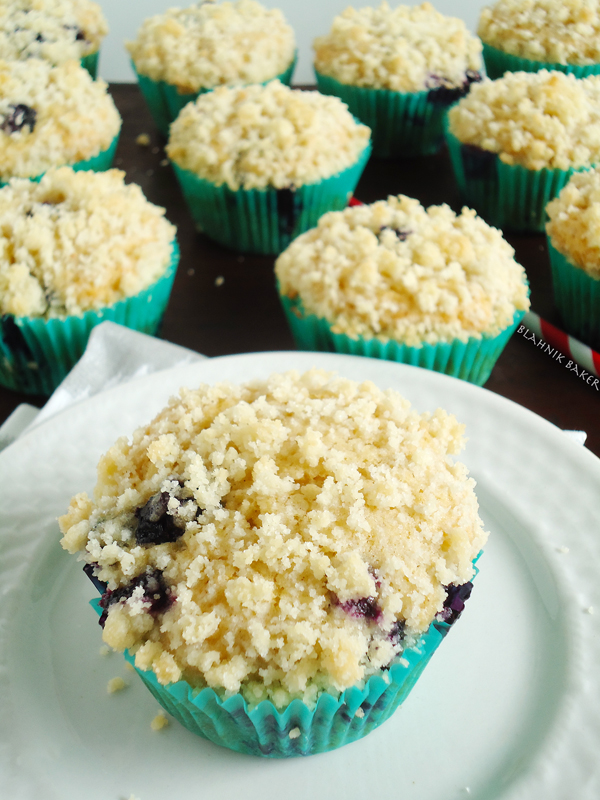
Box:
[0, 321, 204, 450]
[0, 320, 588, 451]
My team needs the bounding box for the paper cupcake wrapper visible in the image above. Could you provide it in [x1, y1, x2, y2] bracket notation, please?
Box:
[134, 56, 297, 138]
[279, 293, 525, 386]
[482, 43, 600, 80]
[547, 240, 600, 350]
[314, 70, 476, 158]
[89, 596, 458, 758]
[444, 124, 588, 232]
[81, 51, 99, 79]
[0, 131, 119, 187]
[171, 142, 371, 255]
[0, 239, 179, 395]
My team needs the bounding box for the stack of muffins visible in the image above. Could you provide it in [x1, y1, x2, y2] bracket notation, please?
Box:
[4, 0, 594, 761]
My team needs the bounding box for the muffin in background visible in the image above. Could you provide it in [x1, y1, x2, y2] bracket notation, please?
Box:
[0, 168, 178, 394]
[479, 0, 600, 79]
[126, 0, 296, 137]
[59, 368, 487, 756]
[0, 0, 108, 78]
[446, 70, 600, 231]
[546, 168, 600, 348]
[0, 58, 120, 183]
[276, 195, 529, 385]
[166, 80, 371, 255]
[313, 2, 483, 157]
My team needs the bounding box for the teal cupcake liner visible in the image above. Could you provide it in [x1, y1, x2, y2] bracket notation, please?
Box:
[482, 42, 600, 80]
[315, 69, 478, 158]
[0, 131, 119, 187]
[90, 595, 461, 757]
[445, 123, 588, 232]
[81, 51, 100, 79]
[134, 56, 297, 138]
[0, 239, 179, 395]
[547, 239, 600, 350]
[171, 142, 371, 255]
[279, 293, 525, 386]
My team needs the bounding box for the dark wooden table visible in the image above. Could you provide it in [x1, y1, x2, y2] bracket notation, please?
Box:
[1, 84, 598, 456]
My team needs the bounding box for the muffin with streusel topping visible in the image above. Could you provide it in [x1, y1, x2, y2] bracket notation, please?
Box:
[275, 195, 529, 384]
[0, 0, 108, 77]
[0, 58, 120, 183]
[166, 80, 371, 254]
[546, 167, 600, 348]
[0, 167, 178, 394]
[126, 0, 296, 136]
[313, 2, 483, 157]
[446, 70, 600, 230]
[479, 0, 600, 79]
[59, 368, 487, 756]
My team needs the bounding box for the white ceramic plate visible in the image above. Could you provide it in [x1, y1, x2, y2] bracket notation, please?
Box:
[1, 352, 599, 800]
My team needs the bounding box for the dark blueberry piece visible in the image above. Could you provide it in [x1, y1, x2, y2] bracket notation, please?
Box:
[0, 314, 34, 359]
[276, 185, 302, 238]
[1, 104, 37, 134]
[460, 143, 497, 182]
[35, 32, 44, 43]
[466, 70, 483, 86]
[378, 226, 411, 241]
[135, 491, 184, 546]
[427, 70, 483, 107]
[98, 568, 173, 627]
[75, 28, 86, 42]
[83, 562, 107, 594]
[335, 595, 383, 623]
[436, 581, 473, 625]
[388, 619, 405, 644]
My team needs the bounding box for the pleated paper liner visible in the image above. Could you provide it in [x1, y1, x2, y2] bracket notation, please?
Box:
[171, 142, 371, 255]
[0, 239, 180, 395]
[90, 596, 460, 758]
[482, 43, 600, 80]
[547, 240, 600, 351]
[81, 51, 100, 79]
[315, 69, 479, 158]
[134, 56, 297, 138]
[280, 293, 525, 387]
[444, 124, 589, 232]
[0, 131, 120, 187]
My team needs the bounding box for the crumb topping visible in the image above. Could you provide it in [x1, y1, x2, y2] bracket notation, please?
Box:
[0, 0, 107, 63]
[275, 195, 529, 346]
[0, 167, 175, 318]
[59, 369, 487, 706]
[126, 0, 295, 94]
[0, 58, 120, 180]
[313, 1, 482, 92]
[448, 70, 600, 171]
[478, 0, 600, 66]
[546, 167, 600, 277]
[166, 80, 371, 191]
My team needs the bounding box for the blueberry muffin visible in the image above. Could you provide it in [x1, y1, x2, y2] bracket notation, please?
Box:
[59, 368, 487, 755]
[546, 167, 600, 347]
[275, 195, 530, 384]
[0, 167, 177, 393]
[446, 70, 600, 230]
[0, 0, 108, 76]
[126, 0, 296, 136]
[0, 58, 120, 182]
[479, 0, 600, 78]
[166, 80, 371, 254]
[313, 2, 483, 156]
